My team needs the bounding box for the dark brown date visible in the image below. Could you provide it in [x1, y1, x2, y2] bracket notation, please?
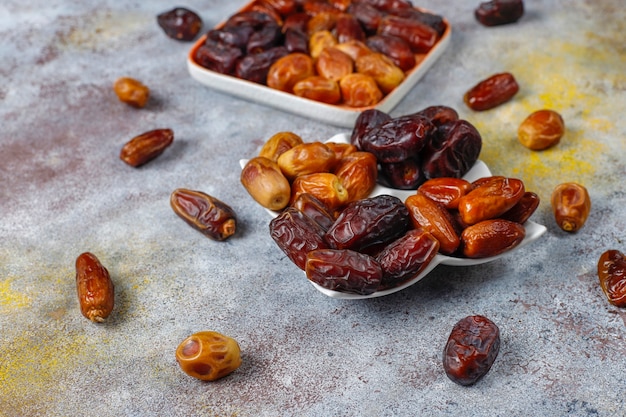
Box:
[284, 28, 309, 53]
[475, 0, 524, 27]
[377, 15, 439, 53]
[464, 72, 519, 111]
[347, 3, 384, 34]
[157, 7, 203, 41]
[351, 108, 392, 149]
[390, 8, 447, 37]
[269, 207, 328, 270]
[598, 250, 626, 307]
[360, 115, 435, 163]
[291, 193, 336, 231]
[207, 26, 254, 49]
[247, 21, 283, 53]
[336, 13, 366, 43]
[411, 105, 459, 127]
[366, 34, 416, 71]
[235, 46, 288, 84]
[325, 194, 410, 251]
[421, 119, 482, 180]
[195, 39, 244, 75]
[443, 315, 501, 386]
[282, 12, 311, 33]
[376, 229, 440, 289]
[306, 249, 383, 295]
[224, 11, 275, 30]
[379, 158, 425, 190]
[170, 189, 237, 241]
[501, 191, 540, 224]
[356, 0, 414, 12]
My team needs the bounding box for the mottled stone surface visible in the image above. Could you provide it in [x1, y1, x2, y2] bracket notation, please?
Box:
[1, 1, 625, 416]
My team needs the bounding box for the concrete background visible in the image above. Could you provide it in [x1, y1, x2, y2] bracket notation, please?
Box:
[1, 0, 625, 416]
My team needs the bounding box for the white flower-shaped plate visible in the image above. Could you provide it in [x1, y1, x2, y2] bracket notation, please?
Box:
[240, 133, 547, 299]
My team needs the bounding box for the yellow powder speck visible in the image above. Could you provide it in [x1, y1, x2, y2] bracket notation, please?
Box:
[0, 278, 31, 311]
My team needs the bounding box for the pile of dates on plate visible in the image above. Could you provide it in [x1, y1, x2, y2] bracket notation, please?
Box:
[254, 105, 540, 295]
[193, 0, 447, 107]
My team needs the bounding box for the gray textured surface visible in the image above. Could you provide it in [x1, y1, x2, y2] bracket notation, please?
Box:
[1, 1, 625, 416]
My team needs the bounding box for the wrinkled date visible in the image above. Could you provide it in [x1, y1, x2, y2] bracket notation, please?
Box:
[269, 207, 328, 270]
[76, 252, 115, 323]
[518, 109, 565, 151]
[376, 229, 440, 289]
[421, 119, 482, 180]
[306, 249, 383, 295]
[551, 182, 591, 232]
[241, 156, 291, 211]
[597, 250, 626, 307]
[325, 194, 410, 251]
[475, 0, 524, 27]
[464, 72, 519, 111]
[157, 7, 203, 41]
[170, 189, 237, 241]
[443, 315, 501, 386]
[360, 115, 434, 163]
[120, 128, 174, 167]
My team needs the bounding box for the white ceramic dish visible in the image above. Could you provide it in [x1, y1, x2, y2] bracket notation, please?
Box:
[240, 133, 547, 299]
[188, 4, 451, 128]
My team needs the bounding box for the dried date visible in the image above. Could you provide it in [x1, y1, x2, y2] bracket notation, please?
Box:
[170, 189, 237, 241]
[339, 73, 383, 107]
[235, 46, 288, 84]
[291, 193, 336, 230]
[443, 315, 500, 386]
[518, 109, 565, 151]
[334, 151, 378, 202]
[461, 219, 525, 258]
[355, 52, 405, 94]
[360, 115, 435, 163]
[405, 192, 461, 255]
[350, 108, 392, 149]
[290, 172, 349, 211]
[113, 77, 150, 108]
[120, 128, 174, 167]
[267, 52, 316, 93]
[464, 72, 519, 111]
[500, 191, 539, 224]
[475, 0, 524, 27]
[365, 34, 416, 71]
[379, 158, 425, 190]
[76, 252, 114, 323]
[306, 249, 383, 295]
[325, 194, 410, 251]
[294, 76, 342, 104]
[157, 7, 203, 41]
[241, 156, 291, 211]
[597, 250, 626, 307]
[421, 119, 482, 180]
[377, 15, 439, 53]
[376, 229, 440, 289]
[551, 182, 591, 232]
[269, 207, 329, 270]
[458, 176, 525, 225]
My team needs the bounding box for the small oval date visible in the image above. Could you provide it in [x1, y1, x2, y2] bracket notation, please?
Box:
[475, 0, 524, 27]
[170, 189, 237, 241]
[306, 248, 383, 295]
[464, 72, 519, 111]
[551, 182, 591, 232]
[597, 249, 626, 307]
[443, 315, 501, 386]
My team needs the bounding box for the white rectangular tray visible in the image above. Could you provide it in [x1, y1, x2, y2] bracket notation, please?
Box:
[187, 4, 451, 127]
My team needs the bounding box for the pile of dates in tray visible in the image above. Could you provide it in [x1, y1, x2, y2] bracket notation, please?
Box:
[193, 0, 447, 107]
[246, 105, 539, 295]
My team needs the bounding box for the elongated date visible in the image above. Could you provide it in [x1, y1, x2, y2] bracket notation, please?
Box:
[597, 249, 626, 307]
[443, 315, 500, 386]
[376, 229, 440, 289]
[325, 194, 410, 251]
[170, 188, 237, 241]
[306, 249, 383, 295]
[270, 207, 328, 270]
[120, 128, 174, 167]
[461, 219, 525, 258]
[76, 252, 115, 323]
